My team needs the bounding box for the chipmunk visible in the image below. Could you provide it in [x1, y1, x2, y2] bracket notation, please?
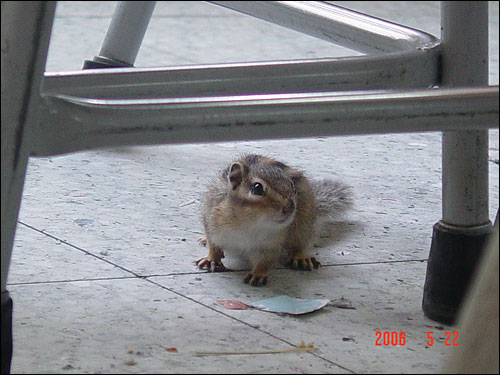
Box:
[196, 154, 353, 286]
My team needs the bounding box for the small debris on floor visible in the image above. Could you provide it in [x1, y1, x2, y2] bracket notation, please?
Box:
[194, 341, 317, 356]
[156, 344, 178, 353]
[336, 250, 351, 256]
[179, 199, 197, 207]
[73, 218, 94, 226]
[215, 300, 250, 310]
[329, 297, 356, 310]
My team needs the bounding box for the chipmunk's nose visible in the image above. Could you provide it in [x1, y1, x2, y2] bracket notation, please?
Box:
[282, 199, 295, 216]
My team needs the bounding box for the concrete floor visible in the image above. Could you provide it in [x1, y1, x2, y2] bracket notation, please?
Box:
[7, 1, 499, 373]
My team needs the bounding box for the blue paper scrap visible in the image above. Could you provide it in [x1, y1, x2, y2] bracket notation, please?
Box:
[250, 295, 330, 315]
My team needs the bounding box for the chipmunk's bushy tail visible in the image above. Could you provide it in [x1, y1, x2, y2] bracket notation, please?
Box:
[310, 179, 353, 222]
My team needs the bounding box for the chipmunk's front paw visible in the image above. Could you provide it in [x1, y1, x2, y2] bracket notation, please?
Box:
[243, 272, 268, 286]
[287, 256, 321, 271]
[195, 256, 226, 272]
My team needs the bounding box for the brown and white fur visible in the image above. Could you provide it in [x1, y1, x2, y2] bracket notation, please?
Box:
[196, 154, 352, 286]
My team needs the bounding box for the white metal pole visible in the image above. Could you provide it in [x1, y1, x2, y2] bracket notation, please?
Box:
[441, 1, 490, 226]
[423, 1, 493, 325]
[84, 1, 156, 68]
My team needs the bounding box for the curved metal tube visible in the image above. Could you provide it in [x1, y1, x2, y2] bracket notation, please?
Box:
[34, 86, 499, 156]
[209, 1, 440, 54]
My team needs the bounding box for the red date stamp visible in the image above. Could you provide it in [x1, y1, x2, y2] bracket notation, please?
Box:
[375, 331, 459, 346]
[426, 331, 459, 346]
[375, 331, 406, 346]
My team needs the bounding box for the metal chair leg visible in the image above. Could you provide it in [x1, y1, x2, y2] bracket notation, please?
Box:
[1, 293, 13, 374]
[1, 2, 56, 373]
[423, 1, 494, 324]
[83, 1, 156, 69]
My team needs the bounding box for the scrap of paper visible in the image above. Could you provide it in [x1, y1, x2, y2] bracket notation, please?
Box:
[250, 295, 330, 315]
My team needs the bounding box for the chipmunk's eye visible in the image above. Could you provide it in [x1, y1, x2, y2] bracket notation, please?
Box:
[251, 182, 265, 196]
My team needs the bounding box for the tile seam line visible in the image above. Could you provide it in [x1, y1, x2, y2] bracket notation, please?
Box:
[6, 271, 220, 286]
[7, 275, 139, 286]
[6, 275, 355, 371]
[143, 257, 430, 278]
[145, 276, 357, 374]
[17, 221, 143, 278]
[14, 221, 428, 284]
[7, 256, 428, 286]
[17, 220, 428, 269]
[15, 221, 356, 373]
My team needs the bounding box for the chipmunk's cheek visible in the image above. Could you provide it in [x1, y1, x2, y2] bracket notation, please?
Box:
[272, 198, 296, 224]
[282, 199, 295, 216]
[272, 210, 296, 225]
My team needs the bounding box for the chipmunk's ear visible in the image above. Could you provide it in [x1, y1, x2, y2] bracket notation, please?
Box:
[228, 162, 248, 190]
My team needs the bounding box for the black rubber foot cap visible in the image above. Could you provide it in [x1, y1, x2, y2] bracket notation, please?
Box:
[82, 56, 132, 70]
[422, 221, 492, 324]
[1, 293, 13, 375]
